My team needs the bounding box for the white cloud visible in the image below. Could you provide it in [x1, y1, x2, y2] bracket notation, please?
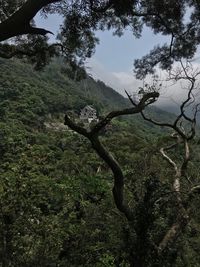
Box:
[86, 58, 126, 95]
[87, 58, 200, 110]
[86, 58, 141, 96]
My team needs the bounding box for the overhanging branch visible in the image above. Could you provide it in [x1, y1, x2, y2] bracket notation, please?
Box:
[0, 0, 61, 41]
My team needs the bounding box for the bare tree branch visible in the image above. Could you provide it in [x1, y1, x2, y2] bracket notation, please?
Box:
[158, 137, 190, 252]
[64, 115, 89, 138]
[128, 62, 199, 253]
[181, 140, 190, 176]
[64, 92, 159, 220]
[90, 136, 134, 220]
[189, 185, 200, 195]
[138, 61, 199, 142]
[90, 92, 159, 136]
[160, 147, 179, 176]
[158, 217, 189, 252]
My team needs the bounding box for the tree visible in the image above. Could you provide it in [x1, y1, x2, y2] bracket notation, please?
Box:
[138, 61, 200, 252]
[1, 0, 200, 72]
[64, 62, 200, 266]
[2, 1, 200, 266]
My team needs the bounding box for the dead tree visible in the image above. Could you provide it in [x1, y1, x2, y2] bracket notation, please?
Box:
[127, 61, 200, 252]
[64, 62, 200, 264]
[65, 92, 159, 222]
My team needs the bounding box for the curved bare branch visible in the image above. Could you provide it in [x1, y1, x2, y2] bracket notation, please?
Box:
[64, 92, 158, 220]
[130, 62, 199, 253]
[90, 92, 159, 136]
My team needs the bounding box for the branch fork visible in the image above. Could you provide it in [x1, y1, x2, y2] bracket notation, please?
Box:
[64, 92, 159, 221]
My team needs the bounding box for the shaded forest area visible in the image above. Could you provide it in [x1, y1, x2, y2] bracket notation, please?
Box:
[0, 58, 200, 266]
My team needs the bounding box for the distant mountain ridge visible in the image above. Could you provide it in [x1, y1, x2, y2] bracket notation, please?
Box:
[0, 58, 176, 133]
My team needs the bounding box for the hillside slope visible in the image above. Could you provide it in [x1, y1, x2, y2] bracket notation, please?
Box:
[0, 58, 200, 267]
[0, 58, 176, 134]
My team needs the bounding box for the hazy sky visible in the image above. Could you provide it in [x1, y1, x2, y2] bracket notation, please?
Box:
[35, 14, 168, 70]
[35, 14, 200, 108]
[35, 15, 166, 86]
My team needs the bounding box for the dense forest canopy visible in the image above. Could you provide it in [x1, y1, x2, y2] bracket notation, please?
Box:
[0, 58, 200, 267]
[1, 1, 200, 267]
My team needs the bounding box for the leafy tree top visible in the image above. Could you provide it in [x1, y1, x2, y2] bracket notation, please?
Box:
[0, 0, 200, 75]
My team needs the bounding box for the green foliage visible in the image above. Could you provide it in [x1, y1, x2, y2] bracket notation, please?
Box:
[2, 0, 200, 75]
[0, 59, 200, 266]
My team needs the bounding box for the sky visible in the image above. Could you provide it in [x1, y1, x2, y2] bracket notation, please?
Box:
[35, 14, 200, 110]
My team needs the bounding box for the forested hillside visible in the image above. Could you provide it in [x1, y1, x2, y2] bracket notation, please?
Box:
[0, 58, 200, 267]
